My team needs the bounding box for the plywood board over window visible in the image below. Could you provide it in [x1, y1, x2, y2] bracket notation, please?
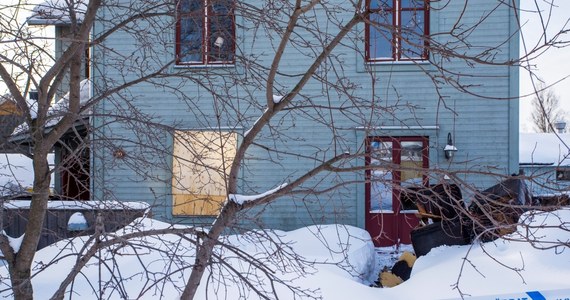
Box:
[172, 130, 237, 216]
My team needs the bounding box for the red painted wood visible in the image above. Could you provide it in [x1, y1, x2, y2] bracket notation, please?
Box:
[365, 136, 428, 247]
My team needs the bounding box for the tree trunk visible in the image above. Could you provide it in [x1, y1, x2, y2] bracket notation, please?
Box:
[9, 147, 52, 300]
[11, 269, 34, 300]
[180, 202, 239, 299]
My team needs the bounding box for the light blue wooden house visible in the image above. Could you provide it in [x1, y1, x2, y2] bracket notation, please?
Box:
[88, 0, 520, 246]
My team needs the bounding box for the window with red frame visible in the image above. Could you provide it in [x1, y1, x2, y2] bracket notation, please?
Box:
[176, 0, 235, 65]
[366, 0, 429, 62]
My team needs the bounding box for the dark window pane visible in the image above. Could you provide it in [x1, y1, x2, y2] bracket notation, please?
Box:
[179, 0, 204, 63]
[211, 0, 231, 14]
[207, 0, 234, 62]
[366, 1, 428, 62]
[401, 0, 425, 9]
[370, 141, 393, 212]
[400, 10, 425, 58]
[369, 12, 393, 59]
[370, 0, 393, 10]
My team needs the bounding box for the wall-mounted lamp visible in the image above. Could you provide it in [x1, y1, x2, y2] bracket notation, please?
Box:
[444, 132, 458, 160]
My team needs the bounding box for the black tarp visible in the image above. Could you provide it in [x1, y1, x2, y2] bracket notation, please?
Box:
[411, 178, 533, 256]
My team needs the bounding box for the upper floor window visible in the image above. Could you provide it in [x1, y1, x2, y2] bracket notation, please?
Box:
[366, 0, 429, 62]
[176, 0, 235, 65]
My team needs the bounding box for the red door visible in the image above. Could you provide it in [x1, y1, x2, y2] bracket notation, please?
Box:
[365, 136, 428, 247]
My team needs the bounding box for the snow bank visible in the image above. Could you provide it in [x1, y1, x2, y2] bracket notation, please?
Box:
[0, 221, 374, 299]
[277, 224, 376, 282]
[391, 208, 570, 299]
[1, 209, 568, 299]
[0, 154, 35, 191]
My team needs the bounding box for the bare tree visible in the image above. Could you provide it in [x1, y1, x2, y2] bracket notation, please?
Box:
[531, 83, 566, 133]
[0, 0, 569, 299]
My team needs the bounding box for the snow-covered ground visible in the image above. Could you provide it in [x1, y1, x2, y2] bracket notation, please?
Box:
[0, 154, 36, 191]
[0, 208, 569, 299]
[0, 153, 54, 195]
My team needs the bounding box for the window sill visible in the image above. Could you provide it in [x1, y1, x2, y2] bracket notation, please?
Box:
[172, 62, 243, 75]
[173, 63, 236, 69]
[360, 60, 433, 73]
[366, 59, 428, 65]
[369, 209, 394, 213]
[400, 209, 420, 214]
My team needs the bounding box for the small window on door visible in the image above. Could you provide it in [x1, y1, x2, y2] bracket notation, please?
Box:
[369, 140, 394, 212]
[399, 140, 425, 210]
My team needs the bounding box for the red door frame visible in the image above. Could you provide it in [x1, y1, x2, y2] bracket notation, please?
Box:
[365, 136, 429, 247]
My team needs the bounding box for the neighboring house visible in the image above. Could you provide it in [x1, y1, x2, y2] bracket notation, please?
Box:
[28, 0, 520, 246]
[520, 132, 570, 196]
[0, 95, 57, 195]
[1, 1, 92, 200]
[27, 0, 89, 100]
[0, 96, 23, 148]
[1, 89, 83, 199]
[7, 80, 91, 200]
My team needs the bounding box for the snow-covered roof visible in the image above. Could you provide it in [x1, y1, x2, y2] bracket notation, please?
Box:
[27, 0, 87, 26]
[0, 95, 9, 105]
[3, 200, 150, 211]
[520, 132, 570, 166]
[47, 79, 91, 117]
[12, 79, 92, 137]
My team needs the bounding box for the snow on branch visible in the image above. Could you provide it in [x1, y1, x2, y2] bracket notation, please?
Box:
[272, 94, 284, 104]
[0, 231, 24, 254]
[244, 107, 268, 137]
[228, 183, 288, 205]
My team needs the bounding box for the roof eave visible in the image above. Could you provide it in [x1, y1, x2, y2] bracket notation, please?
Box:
[27, 17, 76, 26]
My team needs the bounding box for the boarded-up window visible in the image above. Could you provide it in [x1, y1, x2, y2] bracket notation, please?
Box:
[172, 130, 237, 216]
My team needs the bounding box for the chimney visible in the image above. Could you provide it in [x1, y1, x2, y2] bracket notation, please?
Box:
[554, 121, 567, 133]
